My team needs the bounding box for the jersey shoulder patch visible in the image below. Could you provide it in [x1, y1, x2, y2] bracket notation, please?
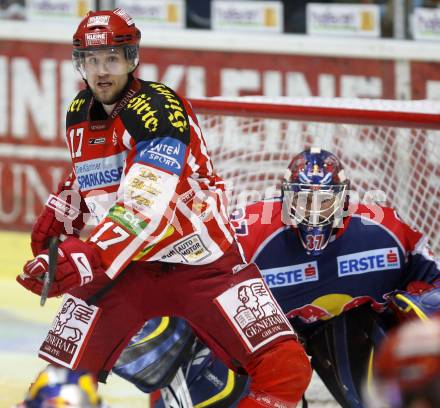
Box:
[66, 89, 91, 128]
[354, 204, 409, 229]
[354, 204, 422, 251]
[120, 80, 190, 145]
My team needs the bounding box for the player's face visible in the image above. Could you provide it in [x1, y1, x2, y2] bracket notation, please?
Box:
[291, 189, 339, 226]
[84, 48, 130, 105]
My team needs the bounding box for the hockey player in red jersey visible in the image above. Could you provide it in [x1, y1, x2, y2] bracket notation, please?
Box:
[16, 8, 312, 407]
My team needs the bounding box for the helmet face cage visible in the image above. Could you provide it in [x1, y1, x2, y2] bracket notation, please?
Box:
[281, 148, 350, 255]
[281, 182, 347, 228]
[72, 45, 139, 79]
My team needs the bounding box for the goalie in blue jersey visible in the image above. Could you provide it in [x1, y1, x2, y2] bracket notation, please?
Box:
[114, 147, 440, 407]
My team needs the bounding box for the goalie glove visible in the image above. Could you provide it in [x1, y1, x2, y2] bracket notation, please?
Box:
[386, 280, 440, 321]
[31, 174, 87, 256]
[17, 237, 104, 297]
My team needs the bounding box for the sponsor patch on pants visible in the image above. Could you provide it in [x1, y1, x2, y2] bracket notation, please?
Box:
[215, 278, 295, 353]
[39, 295, 101, 369]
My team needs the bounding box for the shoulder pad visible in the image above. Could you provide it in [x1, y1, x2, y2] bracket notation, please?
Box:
[66, 89, 91, 128]
[120, 80, 190, 144]
[354, 204, 422, 251]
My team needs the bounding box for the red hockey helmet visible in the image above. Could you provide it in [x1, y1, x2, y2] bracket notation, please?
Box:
[368, 315, 440, 408]
[72, 8, 141, 78]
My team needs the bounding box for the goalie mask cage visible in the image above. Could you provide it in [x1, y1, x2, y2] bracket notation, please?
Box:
[191, 97, 440, 254]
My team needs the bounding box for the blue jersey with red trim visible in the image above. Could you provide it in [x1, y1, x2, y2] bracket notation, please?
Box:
[232, 199, 440, 323]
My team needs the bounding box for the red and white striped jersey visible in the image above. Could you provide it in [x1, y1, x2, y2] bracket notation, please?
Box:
[65, 79, 235, 279]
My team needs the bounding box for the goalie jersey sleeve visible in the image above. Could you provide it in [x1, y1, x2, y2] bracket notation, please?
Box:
[65, 80, 234, 279]
[363, 206, 440, 286]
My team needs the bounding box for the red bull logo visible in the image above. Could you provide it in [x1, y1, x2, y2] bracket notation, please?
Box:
[286, 304, 332, 323]
[342, 296, 387, 313]
[286, 294, 387, 323]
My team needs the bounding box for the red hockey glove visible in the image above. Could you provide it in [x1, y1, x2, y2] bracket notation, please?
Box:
[31, 190, 86, 256]
[17, 237, 104, 297]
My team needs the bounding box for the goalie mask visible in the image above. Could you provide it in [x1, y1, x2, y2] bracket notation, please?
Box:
[281, 147, 349, 255]
[16, 366, 104, 408]
[72, 8, 141, 79]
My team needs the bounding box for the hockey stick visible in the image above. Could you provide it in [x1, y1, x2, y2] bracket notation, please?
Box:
[40, 236, 59, 306]
[160, 367, 193, 408]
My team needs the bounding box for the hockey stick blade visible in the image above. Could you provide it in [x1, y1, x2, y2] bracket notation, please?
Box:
[40, 236, 59, 306]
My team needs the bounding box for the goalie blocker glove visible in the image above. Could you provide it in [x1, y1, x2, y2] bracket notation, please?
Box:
[18, 237, 104, 297]
[31, 173, 87, 256]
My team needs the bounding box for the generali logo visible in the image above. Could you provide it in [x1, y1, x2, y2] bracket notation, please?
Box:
[39, 296, 101, 369]
[40, 298, 92, 365]
[85, 32, 108, 46]
[234, 282, 292, 348]
[215, 277, 294, 352]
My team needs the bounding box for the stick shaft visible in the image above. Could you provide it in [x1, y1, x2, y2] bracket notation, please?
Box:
[40, 236, 59, 306]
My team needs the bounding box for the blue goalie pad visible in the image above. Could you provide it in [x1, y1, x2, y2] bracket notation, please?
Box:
[113, 317, 195, 393]
[298, 303, 393, 408]
[155, 341, 250, 408]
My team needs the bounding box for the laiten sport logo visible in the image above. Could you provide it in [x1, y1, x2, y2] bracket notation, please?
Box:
[135, 136, 186, 176]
